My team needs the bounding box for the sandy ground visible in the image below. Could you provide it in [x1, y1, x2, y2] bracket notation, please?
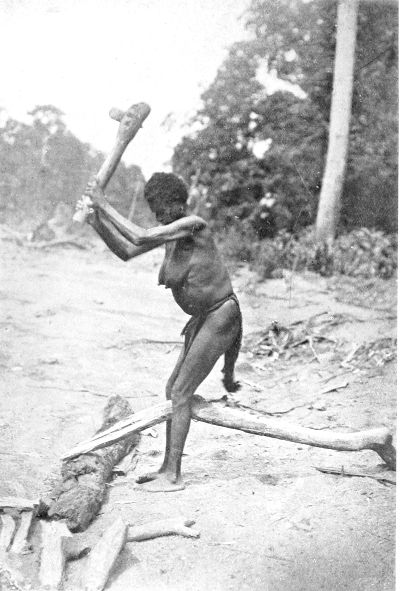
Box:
[0, 238, 396, 590]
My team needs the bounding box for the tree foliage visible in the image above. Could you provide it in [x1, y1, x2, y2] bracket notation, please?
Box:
[172, 0, 398, 235]
[0, 105, 144, 227]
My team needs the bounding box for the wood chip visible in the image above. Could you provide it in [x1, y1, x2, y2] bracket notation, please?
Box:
[314, 466, 396, 485]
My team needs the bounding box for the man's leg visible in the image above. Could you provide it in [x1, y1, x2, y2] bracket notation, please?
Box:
[136, 343, 187, 483]
[140, 299, 241, 492]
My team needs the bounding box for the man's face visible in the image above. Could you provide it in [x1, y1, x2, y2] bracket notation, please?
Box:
[151, 198, 186, 225]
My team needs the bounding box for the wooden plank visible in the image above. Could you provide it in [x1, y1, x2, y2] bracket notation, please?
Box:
[10, 510, 35, 554]
[62, 401, 170, 460]
[39, 521, 72, 590]
[0, 514, 16, 552]
[0, 497, 39, 510]
[83, 517, 127, 591]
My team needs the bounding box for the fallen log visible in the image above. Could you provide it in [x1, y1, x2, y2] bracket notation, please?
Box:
[42, 395, 140, 532]
[192, 397, 396, 470]
[62, 395, 396, 470]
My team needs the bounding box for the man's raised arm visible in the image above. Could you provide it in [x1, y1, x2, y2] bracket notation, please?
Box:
[83, 181, 207, 250]
[89, 211, 161, 261]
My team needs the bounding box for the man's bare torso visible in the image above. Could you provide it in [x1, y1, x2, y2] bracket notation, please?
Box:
[158, 226, 233, 316]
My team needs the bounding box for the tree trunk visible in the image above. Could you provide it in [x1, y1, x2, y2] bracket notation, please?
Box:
[315, 0, 359, 243]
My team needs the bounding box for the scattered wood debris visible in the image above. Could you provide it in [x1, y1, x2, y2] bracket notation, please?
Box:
[127, 517, 200, 542]
[244, 312, 346, 360]
[244, 312, 396, 370]
[341, 338, 397, 370]
[0, 493, 199, 590]
[314, 465, 396, 485]
[80, 516, 199, 591]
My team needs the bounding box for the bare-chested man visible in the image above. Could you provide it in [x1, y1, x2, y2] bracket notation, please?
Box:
[80, 173, 242, 492]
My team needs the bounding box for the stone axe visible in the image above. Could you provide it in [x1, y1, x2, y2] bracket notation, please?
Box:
[73, 102, 151, 223]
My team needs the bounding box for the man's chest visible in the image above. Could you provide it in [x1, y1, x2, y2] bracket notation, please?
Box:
[158, 238, 194, 287]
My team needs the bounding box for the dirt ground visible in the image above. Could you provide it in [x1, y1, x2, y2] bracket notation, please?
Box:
[0, 236, 396, 590]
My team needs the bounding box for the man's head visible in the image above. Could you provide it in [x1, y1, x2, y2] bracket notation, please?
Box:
[145, 173, 188, 225]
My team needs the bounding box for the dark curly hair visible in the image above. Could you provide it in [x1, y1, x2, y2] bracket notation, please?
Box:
[144, 173, 188, 210]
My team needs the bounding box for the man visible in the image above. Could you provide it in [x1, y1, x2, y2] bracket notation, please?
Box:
[80, 172, 241, 492]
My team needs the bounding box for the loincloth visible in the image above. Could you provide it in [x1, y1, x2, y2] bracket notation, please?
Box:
[181, 293, 242, 353]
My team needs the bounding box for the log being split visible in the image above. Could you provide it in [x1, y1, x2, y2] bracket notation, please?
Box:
[42, 396, 141, 532]
[62, 395, 396, 470]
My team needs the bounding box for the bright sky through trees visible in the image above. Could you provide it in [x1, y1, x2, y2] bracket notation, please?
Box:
[0, 0, 249, 177]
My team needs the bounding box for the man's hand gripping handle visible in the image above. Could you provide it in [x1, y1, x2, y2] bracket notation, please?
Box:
[73, 102, 151, 223]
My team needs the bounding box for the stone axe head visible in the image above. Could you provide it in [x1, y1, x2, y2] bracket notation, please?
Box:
[109, 102, 151, 146]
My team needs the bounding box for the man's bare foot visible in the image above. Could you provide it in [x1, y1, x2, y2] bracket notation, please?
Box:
[135, 471, 162, 484]
[139, 472, 185, 493]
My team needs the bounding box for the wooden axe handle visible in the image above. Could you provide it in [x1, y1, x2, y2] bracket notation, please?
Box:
[73, 102, 150, 223]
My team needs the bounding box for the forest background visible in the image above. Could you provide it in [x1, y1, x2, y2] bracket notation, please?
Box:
[0, 0, 397, 280]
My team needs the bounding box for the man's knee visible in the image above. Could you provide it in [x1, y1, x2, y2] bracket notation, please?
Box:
[171, 385, 192, 411]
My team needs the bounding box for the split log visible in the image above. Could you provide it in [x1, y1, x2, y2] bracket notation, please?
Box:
[39, 521, 72, 590]
[0, 514, 16, 552]
[38, 522, 92, 591]
[82, 517, 127, 591]
[62, 395, 396, 470]
[62, 401, 171, 459]
[127, 517, 199, 541]
[10, 510, 35, 554]
[0, 497, 39, 511]
[80, 516, 198, 591]
[42, 396, 140, 532]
